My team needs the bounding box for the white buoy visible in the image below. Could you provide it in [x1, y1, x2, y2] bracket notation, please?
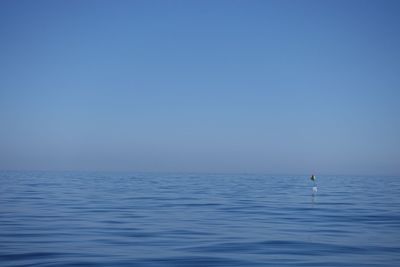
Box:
[310, 174, 317, 195]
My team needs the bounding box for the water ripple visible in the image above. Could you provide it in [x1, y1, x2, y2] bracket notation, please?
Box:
[1, 172, 400, 266]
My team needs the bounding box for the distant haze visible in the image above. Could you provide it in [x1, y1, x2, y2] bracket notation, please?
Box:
[1, 1, 399, 175]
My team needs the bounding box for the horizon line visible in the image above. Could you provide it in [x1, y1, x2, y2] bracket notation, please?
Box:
[0, 169, 399, 177]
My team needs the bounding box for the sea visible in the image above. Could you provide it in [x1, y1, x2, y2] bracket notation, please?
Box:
[1, 171, 399, 267]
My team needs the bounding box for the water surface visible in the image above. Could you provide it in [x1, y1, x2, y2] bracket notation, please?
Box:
[1, 171, 399, 266]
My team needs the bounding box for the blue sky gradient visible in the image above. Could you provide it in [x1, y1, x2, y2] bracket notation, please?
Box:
[1, 0, 399, 174]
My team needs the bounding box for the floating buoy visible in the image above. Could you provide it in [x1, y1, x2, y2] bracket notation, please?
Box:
[310, 174, 317, 194]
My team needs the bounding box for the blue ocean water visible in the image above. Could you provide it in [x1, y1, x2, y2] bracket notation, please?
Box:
[1, 171, 399, 267]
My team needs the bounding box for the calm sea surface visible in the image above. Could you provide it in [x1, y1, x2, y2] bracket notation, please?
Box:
[1, 171, 399, 266]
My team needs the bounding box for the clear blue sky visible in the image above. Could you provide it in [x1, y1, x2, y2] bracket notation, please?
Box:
[0, 0, 399, 175]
